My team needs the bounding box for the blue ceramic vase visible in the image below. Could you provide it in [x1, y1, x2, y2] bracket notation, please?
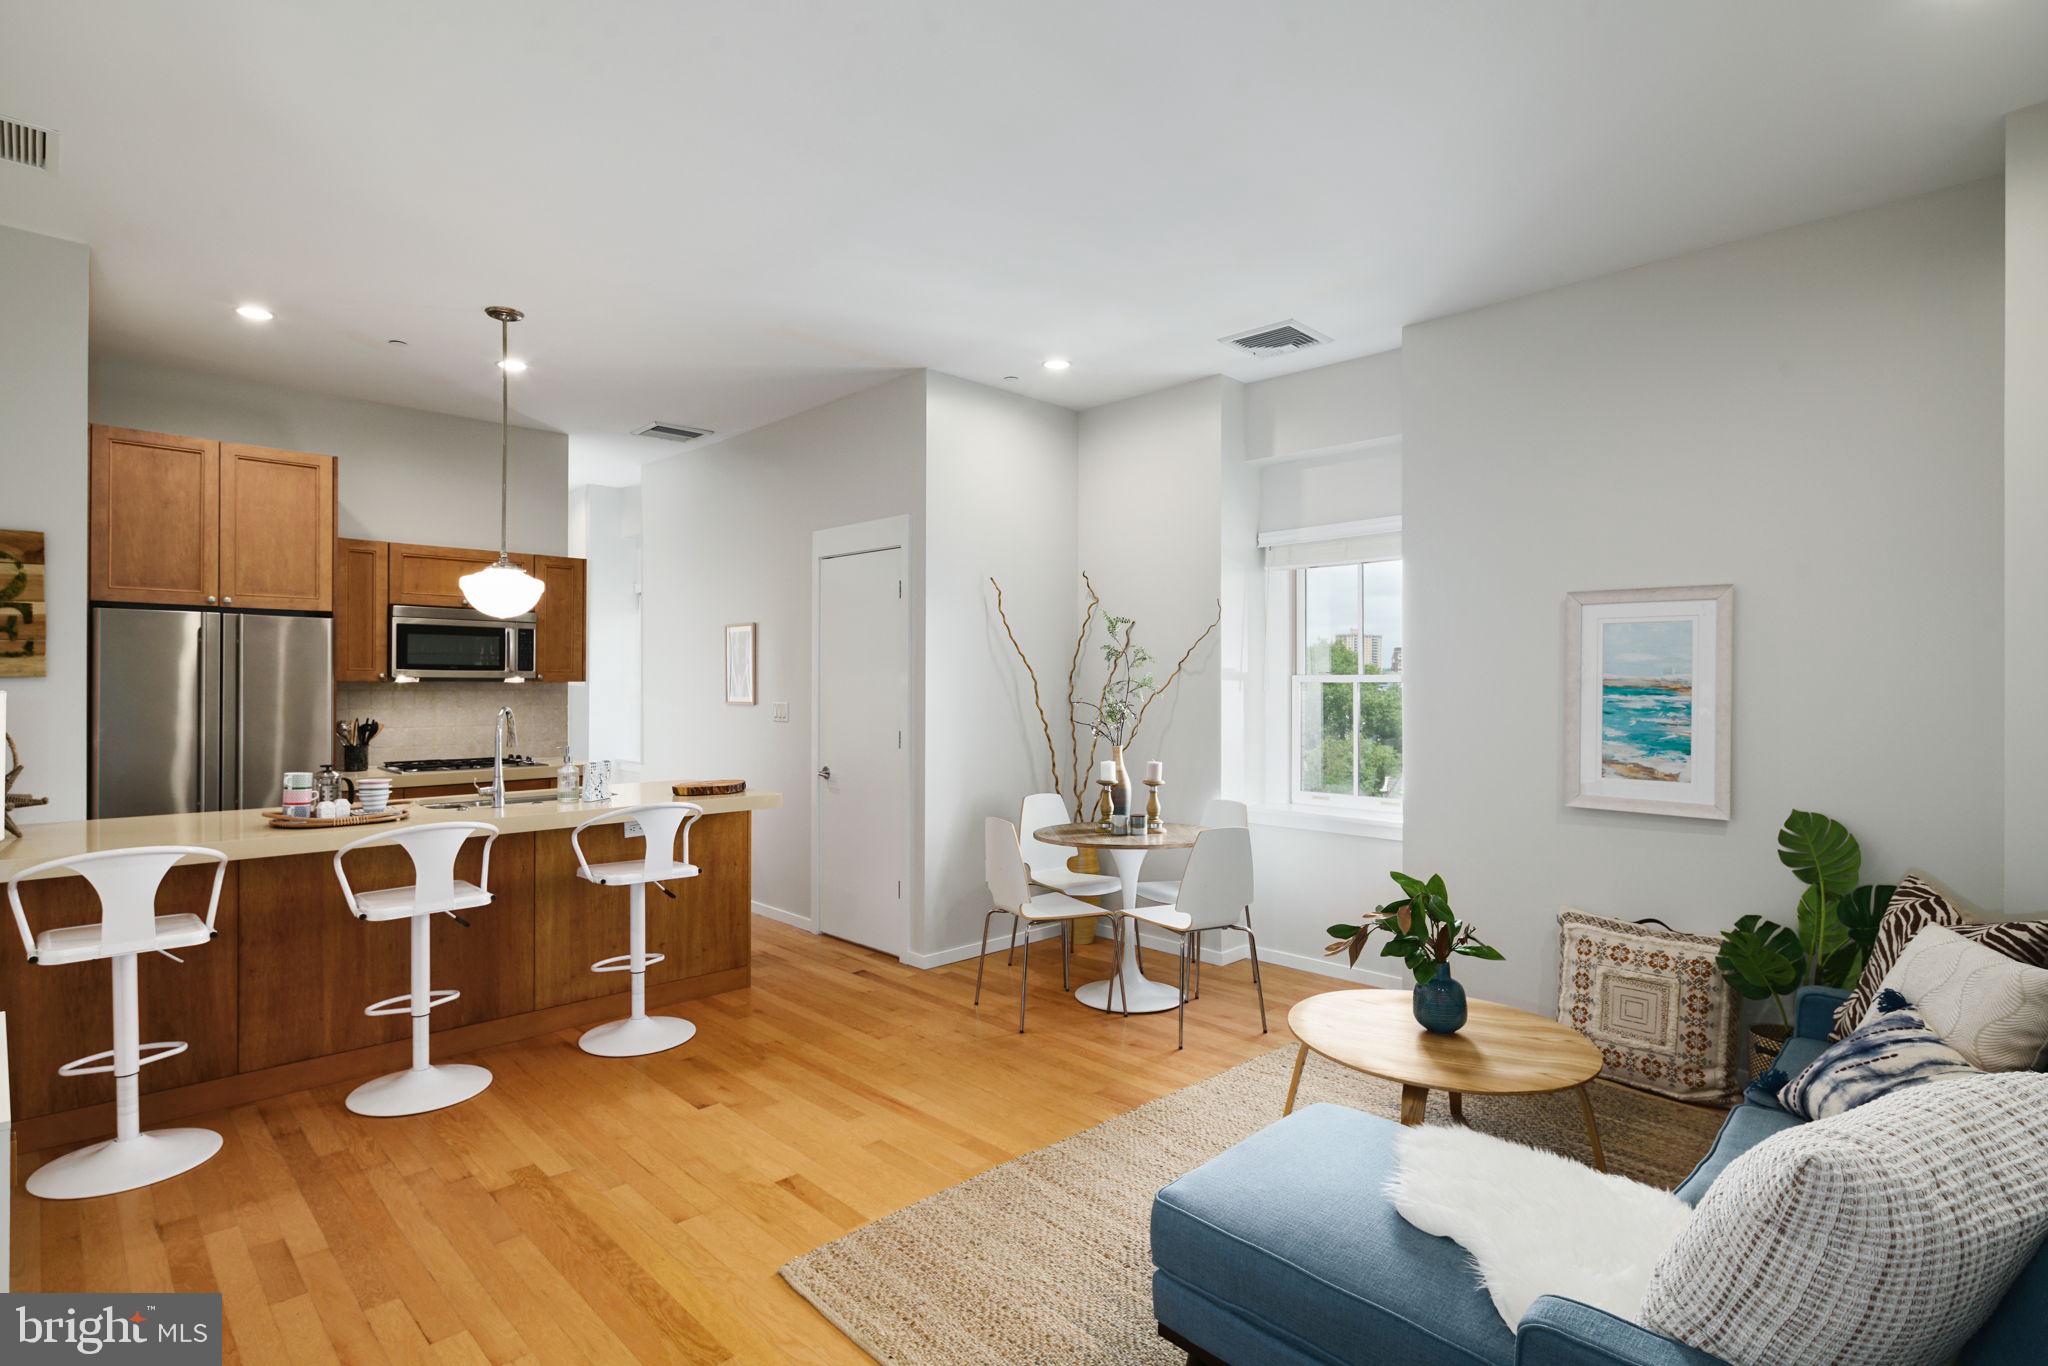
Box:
[1413, 962, 1467, 1034]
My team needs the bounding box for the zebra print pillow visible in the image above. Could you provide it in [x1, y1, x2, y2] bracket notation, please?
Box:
[1779, 989, 1978, 1120]
[1831, 873, 1977, 1039]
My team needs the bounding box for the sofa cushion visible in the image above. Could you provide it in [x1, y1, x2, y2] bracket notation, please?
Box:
[1672, 1101, 1801, 1204]
[1151, 1103, 1515, 1366]
[1833, 872, 1978, 1037]
[1775, 990, 1978, 1120]
[1642, 1072, 2048, 1366]
[1867, 924, 2048, 1071]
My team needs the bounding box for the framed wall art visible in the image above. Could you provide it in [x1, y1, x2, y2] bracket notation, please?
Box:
[726, 622, 757, 705]
[0, 529, 46, 678]
[1563, 584, 1732, 821]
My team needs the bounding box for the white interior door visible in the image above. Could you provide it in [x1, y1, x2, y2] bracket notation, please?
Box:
[815, 545, 908, 954]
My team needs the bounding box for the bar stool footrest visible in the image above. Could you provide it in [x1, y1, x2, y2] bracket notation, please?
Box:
[58, 1040, 189, 1077]
[590, 952, 665, 974]
[364, 988, 461, 1018]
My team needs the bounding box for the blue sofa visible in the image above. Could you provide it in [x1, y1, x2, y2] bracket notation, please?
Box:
[1151, 986, 2045, 1365]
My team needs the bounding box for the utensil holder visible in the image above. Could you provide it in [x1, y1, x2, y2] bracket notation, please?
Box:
[341, 743, 370, 772]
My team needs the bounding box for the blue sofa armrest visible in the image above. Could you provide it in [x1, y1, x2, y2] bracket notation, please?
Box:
[1794, 985, 1851, 1040]
[1517, 1298, 1730, 1366]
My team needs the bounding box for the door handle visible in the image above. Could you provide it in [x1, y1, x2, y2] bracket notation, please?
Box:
[817, 766, 832, 780]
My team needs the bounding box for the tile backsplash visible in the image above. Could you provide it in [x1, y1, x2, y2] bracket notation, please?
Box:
[336, 681, 568, 766]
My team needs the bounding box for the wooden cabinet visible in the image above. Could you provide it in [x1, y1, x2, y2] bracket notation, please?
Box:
[220, 443, 335, 611]
[389, 542, 533, 608]
[90, 426, 220, 606]
[334, 538, 390, 682]
[533, 555, 587, 682]
[90, 425, 335, 611]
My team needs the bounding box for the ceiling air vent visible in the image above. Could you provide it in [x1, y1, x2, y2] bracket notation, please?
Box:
[1221, 320, 1331, 355]
[633, 422, 713, 443]
[1, 117, 55, 170]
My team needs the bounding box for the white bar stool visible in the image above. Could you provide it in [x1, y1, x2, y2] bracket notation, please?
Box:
[6, 846, 227, 1199]
[332, 821, 499, 1116]
[569, 802, 704, 1057]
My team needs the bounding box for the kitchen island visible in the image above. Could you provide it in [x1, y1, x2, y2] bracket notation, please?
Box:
[0, 783, 779, 1150]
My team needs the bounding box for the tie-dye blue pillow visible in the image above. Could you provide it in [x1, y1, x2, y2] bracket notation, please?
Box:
[1773, 989, 1979, 1121]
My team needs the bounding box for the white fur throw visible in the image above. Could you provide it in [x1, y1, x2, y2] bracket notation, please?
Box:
[1387, 1124, 1694, 1330]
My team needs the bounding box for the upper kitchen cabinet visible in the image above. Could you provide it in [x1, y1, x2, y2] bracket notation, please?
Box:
[90, 426, 220, 606]
[220, 444, 335, 611]
[89, 426, 336, 611]
[389, 542, 534, 608]
[333, 538, 390, 682]
[533, 555, 587, 682]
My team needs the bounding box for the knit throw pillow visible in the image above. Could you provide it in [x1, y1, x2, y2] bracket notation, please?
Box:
[1641, 1071, 2048, 1366]
[1831, 873, 1977, 1039]
[1865, 923, 2048, 1071]
[1769, 989, 1977, 1120]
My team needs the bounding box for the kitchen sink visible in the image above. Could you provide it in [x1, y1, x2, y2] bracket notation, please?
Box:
[416, 791, 566, 810]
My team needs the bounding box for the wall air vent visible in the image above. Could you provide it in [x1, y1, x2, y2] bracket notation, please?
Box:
[1221, 320, 1331, 355]
[0, 117, 55, 170]
[633, 422, 713, 443]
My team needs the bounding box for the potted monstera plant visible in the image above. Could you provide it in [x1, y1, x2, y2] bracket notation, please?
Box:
[1327, 872, 1504, 1034]
[1717, 810, 1894, 1075]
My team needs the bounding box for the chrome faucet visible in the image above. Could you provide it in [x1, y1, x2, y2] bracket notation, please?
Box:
[487, 706, 517, 812]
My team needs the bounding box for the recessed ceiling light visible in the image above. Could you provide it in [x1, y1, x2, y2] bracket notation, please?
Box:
[235, 304, 274, 322]
[497, 357, 527, 373]
[1042, 357, 1070, 372]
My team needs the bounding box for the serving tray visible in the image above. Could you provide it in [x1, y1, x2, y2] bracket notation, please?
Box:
[263, 807, 410, 830]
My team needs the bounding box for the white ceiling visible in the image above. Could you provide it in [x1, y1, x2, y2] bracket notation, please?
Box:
[5, 1, 2047, 482]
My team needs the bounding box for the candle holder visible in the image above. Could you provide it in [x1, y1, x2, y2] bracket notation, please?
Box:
[1144, 777, 1163, 832]
[1094, 780, 1114, 830]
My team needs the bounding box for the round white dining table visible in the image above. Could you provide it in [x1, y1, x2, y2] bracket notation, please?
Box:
[1031, 821, 1206, 1014]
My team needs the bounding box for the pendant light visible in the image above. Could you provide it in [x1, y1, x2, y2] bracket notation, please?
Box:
[460, 305, 547, 618]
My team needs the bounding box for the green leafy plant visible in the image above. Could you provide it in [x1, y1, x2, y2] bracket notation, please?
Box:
[1326, 871, 1505, 982]
[1717, 810, 1894, 1027]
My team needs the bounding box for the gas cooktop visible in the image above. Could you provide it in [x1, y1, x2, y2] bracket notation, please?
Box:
[382, 755, 539, 773]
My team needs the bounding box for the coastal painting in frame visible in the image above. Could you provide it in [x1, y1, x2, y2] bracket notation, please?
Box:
[0, 529, 46, 678]
[1564, 585, 1732, 820]
[726, 622, 756, 705]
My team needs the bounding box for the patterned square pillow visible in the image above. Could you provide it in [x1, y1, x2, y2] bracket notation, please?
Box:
[1770, 989, 1977, 1120]
[1641, 1071, 2048, 1366]
[1865, 924, 2048, 1071]
[1831, 872, 1978, 1039]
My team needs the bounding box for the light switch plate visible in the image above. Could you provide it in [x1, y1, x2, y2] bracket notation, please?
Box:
[623, 818, 644, 839]
[772, 702, 790, 722]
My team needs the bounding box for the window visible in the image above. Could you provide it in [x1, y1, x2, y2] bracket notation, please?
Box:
[1290, 558, 1402, 813]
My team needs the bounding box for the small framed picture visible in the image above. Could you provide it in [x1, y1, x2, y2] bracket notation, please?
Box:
[725, 622, 756, 705]
[1563, 585, 1732, 821]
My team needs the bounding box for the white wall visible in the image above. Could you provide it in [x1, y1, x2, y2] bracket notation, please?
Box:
[1243, 348, 1401, 464]
[1403, 180, 2005, 1012]
[921, 373, 1079, 960]
[0, 225, 90, 821]
[639, 373, 924, 924]
[1258, 450, 1402, 535]
[2006, 103, 2048, 909]
[567, 482, 643, 766]
[90, 356, 568, 555]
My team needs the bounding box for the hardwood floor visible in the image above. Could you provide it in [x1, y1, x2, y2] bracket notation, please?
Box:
[11, 918, 1333, 1364]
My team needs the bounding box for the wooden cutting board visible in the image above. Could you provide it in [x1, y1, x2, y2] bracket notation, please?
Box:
[672, 779, 747, 798]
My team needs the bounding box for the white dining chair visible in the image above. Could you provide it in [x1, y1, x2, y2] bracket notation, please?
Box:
[1126, 825, 1264, 1049]
[977, 817, 1121, 1032]
[1012, 792, 1118, 963]
[1136, 797, 1249, 905]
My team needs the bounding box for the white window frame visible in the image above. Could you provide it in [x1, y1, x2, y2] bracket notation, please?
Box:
[1287, 558, 1403, 817]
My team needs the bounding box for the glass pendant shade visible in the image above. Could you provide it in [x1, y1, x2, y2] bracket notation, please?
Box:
[460, 555, 545, 618]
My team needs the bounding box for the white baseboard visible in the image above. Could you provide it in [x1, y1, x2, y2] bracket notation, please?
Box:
[902, 922, 1063, 970]
[751, 900, 814, 931]
[1122, 924, 1404, 989]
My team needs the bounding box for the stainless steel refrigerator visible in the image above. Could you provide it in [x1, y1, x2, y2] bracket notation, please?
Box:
[90, 607, 334, 818]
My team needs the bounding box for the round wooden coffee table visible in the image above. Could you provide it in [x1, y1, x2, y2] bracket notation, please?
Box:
[1282, 989, 1608, 1170]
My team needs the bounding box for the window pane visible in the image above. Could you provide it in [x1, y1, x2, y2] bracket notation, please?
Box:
[1359, 681, 1403, 799]
[1299, 680, 1356, 795]
[1302, 564, 1362, 674]
[1360, 559, 1403, 676]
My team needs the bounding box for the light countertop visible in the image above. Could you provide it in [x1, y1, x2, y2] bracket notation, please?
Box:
[0, 782, 780, 881]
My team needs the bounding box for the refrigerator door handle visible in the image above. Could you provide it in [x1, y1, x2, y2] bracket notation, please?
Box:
[198, 612, 220, 812]
[222, 613, 242, 811]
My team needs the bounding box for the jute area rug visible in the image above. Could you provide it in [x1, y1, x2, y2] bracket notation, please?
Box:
[780, 1044, 1727, 1365]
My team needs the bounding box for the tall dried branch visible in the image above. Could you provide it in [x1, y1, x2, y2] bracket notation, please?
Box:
[1064, 573, 1101, 816]
[1124, 598, 1222, 751]
[1080, 617, 1135, 805]
[990, 577, 1059, 797]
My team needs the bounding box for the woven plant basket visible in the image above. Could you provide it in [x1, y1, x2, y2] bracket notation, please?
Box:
[1748, 1023, 1792, 1079]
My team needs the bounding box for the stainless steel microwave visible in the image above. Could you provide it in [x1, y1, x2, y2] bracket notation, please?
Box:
[390, 604, 538, 681]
